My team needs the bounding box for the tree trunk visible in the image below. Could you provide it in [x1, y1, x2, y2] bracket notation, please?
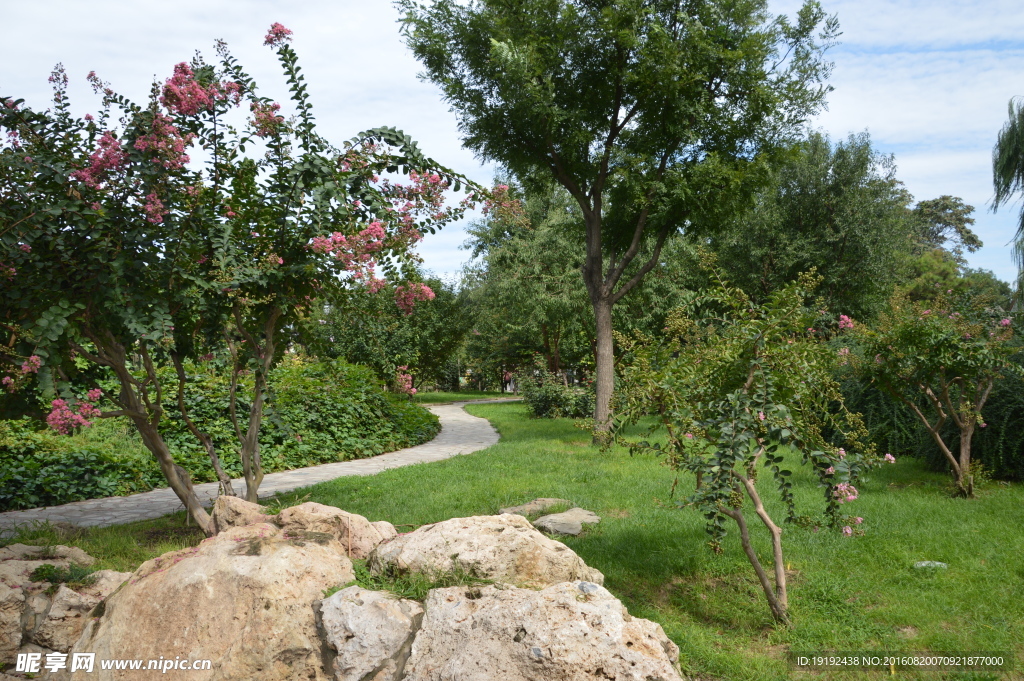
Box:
[592, 295, 615, 438]
[959, 424, 975, 497]
[134, 418, 214, 536]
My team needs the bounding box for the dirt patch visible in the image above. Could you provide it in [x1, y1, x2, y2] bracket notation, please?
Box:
[604, 508, 630, 518]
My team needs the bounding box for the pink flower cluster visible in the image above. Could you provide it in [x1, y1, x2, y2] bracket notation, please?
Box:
[21, 355, 41, 374]
[1000, 318, 1012, 327]
[46, 395, 101, 435]
[310, 222, 386, 275]
[143, 193, 167, 224]
[838, 314, 854, 330]
[264, 23, 293, 47]
[395, 365, 416, 395]
[833, 482, 858, 504]
[134, 113, 194, 169]
[481, 183, 528, 228]
[160, 63, 241, 116]
[884, 453, 896, 464]
[395, 282, 435, 314]
[71, 132, 127, 188]
[250, 101, 284, 138]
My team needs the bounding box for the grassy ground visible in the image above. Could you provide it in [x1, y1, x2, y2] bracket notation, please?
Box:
[411, 390, 512, 403]
[5, 402, 1021, 680]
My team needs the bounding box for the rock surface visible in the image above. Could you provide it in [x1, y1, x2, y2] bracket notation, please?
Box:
[65, 523, 354, 680]
[27, 570, 130, 653]
[276, 502, 388, 560]
[370, 521, 399, 543]
[533, 508, 601, 536]
[0, 582, 25, 662]
[498, 498, 571, 516]
[368, 514, 603, 588]
[403, 581, 682, 681]
[210, 495, 271, 533]
[0, 545, 94, 566]
[316, 587, 424, 681]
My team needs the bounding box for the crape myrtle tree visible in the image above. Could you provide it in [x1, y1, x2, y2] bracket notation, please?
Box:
[399, 0, 839, 434]
[0, 24, 477, 532]
[617, 261, 883, 624]
[850, 292, 1020, 497]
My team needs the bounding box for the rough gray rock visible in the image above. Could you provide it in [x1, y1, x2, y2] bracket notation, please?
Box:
[533, 508, 601, 536]
[275, 502, 388, 560]
[403, 581, 682, 681]
[210, 495, 272, 533]
[913, 561, 948, 569]
[27, 570, 130, 653]
[368, 514, 603, 588]
[316, 586, 424, 681]
[0, 582, 25, 662]
[64, 523, 354, 680]
[0, 545, 95, 566]
[498, 498, 571, 516]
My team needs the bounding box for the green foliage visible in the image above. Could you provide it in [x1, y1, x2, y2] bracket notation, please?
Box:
[328, 559, 493, 602]
[707, 132, 917, 319]
[992, 96, 1024, 291]
[516, 359, 594, 419]
[29, 563, 97, 593]
[157, 356, 440, 480]
[0, 419, 161, 511]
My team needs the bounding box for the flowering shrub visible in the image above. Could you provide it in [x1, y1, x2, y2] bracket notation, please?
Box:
[617, 264, 879, 624]
[849, 291, 1020, 496]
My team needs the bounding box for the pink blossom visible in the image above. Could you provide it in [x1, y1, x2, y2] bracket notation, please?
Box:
[1, 376, 13, 390]
[134, 113, 194, 169]
[1000, 318, 1011, 327]
[264, 22, 293, 47]
[833, 482, 858, 503]
[884, 453, 896, 464]
[842, 526, 853, 537]
[395, 365, 416, 395]
[980, 423, 987, 428]
[46, 398, 100, 434]
[758, 411, 766, 421]
[853, 517, 863, 524]
[838, 315, 854, 330]
[143, 193, 166, 224]
[84, 113, 94, 122]
[837, 448, 845, 459]
[86, 388, 102, 402]
[277, 257, 284, 265]
[825, 466, 835, 474]
[160, 63, 239, 116]
[395, 282, 435, 314]
[250, 101, 284, 137]
[19, 244, 31, 253]
[71, 132, 127, 188]
[684, 432, 694, 439]
[20, 355, 41, 374]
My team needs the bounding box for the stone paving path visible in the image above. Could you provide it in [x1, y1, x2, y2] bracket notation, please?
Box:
[0, 399, 518, 532]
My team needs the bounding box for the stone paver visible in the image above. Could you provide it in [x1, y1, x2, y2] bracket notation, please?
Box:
[0, 399, 518, 533]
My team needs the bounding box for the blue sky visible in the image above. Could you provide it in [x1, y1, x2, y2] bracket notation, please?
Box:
[4, 0, 1023, 283]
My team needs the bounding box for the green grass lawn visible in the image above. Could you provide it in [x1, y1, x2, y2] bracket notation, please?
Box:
[411, 389, 513, 403]
[5, 402, 1021, 680]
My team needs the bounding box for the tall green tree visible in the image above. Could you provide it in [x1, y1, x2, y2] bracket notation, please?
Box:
[993, 97, 1024, 293]
[399, 0, 839, 433]
[708, 132, 916, 319]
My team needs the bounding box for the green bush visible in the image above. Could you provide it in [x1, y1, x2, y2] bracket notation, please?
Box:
[516, 362, 594, 418]
[0, 356, 440, 510]
[0, 419, 161, 511]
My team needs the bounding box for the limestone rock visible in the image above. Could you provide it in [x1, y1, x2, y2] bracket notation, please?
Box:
[316, 586, 424, 681]
[368, 514, 603, 588]
[533, 508, 601, 536]
[370, 521, 399, 543]
[275, 502, 387, 560]
[28, 571, 129, 653]
[210, 495, 271, 533]
[0, 545, 94, 566]
[403, 581, 682, 681]
[66, 523, 354, 680]
[913, 561, 948, 569]
[0, 582, 25, 662]
[498, 498, 571, 517]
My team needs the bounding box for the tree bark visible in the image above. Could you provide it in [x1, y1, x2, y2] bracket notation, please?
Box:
[591, 295, 615, 437]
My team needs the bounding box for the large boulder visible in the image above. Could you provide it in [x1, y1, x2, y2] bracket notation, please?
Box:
[276, 503, 388, 560]
[64, 523, 354, 680]
[368, 515, 603, 588]
[316, 587, 424, 681]
[210, 495, 272, 533]
[403, 581, 682, 681]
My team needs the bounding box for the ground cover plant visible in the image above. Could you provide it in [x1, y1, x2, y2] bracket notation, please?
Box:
[411, 390, 508, 403]
[10, 402, 1020, 680]
[0, 356, 439, 511]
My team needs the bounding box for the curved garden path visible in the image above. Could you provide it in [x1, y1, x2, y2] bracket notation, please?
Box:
[0, 399, 518, 533]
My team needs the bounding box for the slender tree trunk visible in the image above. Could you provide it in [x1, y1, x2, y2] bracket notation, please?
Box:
[133, 418, 213, 535]
[592, 295, 615, 437]
[959, 425, 975, 497]
[171, 353, 235, 497]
